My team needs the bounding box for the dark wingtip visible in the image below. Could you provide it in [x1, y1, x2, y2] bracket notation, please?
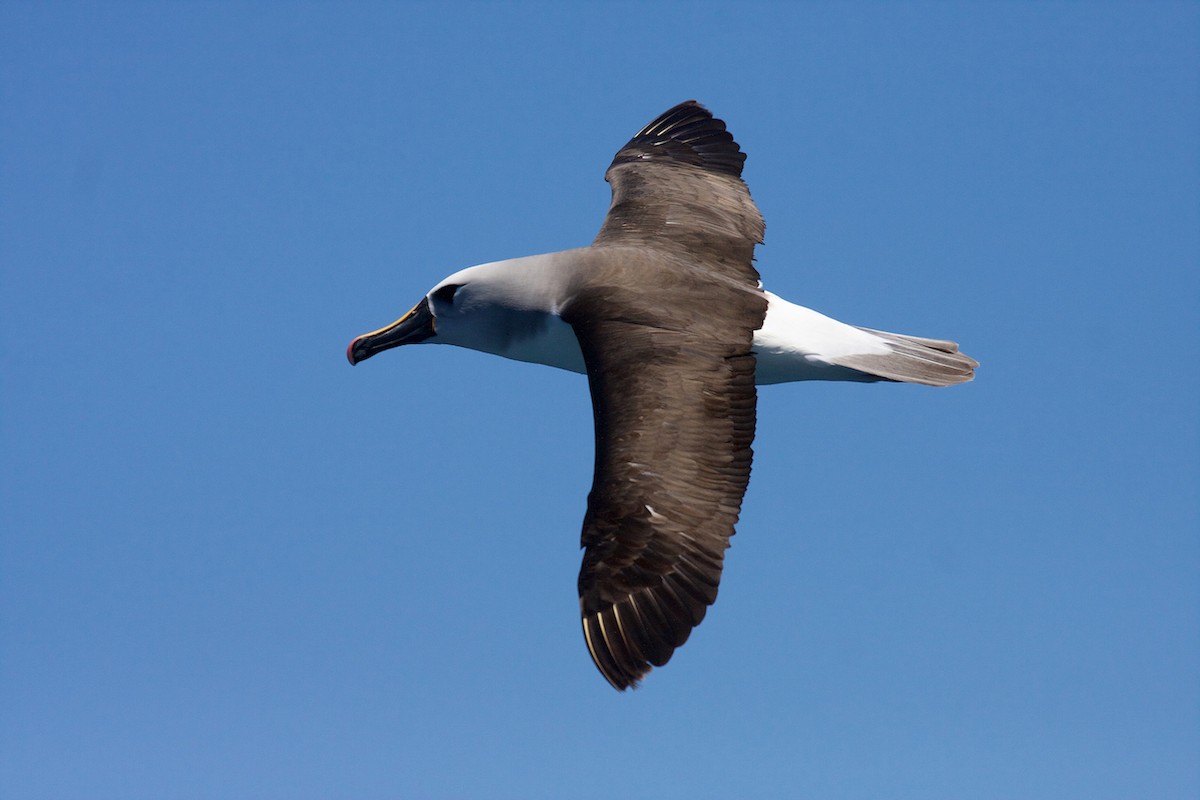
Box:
[582, 613, 649, 691]
[609, 100, 747, 179]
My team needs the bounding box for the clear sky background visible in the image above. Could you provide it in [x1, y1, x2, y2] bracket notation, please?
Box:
[2, 3, 1197, 798]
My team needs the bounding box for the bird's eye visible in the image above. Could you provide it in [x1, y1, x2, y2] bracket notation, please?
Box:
[432, 284, 461, 305]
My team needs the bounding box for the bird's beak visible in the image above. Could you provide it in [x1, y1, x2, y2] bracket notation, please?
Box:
[347, 297, 436, 365]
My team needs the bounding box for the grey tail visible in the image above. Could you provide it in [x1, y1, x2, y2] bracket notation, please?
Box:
[833, 328, 978, 387]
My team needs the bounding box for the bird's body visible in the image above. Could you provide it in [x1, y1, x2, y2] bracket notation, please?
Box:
[407, 249, 972, 386]
[348, 102, 976, 690]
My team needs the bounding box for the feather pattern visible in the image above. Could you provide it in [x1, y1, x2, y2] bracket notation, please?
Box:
[568, 315, 761, 689]
[593, 101, 765, 285]
[566, 100, 768, 689]
[835, 327, 979, 386]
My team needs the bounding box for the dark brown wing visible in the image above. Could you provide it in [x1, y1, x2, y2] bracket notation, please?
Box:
[565, 102, 768, 690]
[593, 101, 765, 287]
[563, 255, 766, 690]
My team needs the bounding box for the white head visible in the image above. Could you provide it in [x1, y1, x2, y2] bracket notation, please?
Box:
[347, 256, 584, 371]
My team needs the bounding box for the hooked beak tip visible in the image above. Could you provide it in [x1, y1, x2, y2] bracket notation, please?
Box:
[346, 297, 436, 367]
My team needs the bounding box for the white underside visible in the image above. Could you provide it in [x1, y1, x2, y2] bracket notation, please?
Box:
[751, 291, 892, 384]
[462, 290, 895, 385]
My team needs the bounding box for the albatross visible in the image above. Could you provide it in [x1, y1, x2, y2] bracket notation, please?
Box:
[347, 101, 976, 690]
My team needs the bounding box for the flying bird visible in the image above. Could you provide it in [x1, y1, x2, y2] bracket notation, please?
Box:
[347, 101, 976, 690]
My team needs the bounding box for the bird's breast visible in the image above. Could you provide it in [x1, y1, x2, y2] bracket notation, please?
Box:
[489, 310, 588, 374]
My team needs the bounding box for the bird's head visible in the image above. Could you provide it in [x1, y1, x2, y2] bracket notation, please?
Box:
[347, 261, 555, 366]
[345, 276, 468, 365]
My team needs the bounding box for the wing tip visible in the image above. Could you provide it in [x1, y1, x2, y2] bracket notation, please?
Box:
[609, 100, 747, 179]
[582, 614, 647, 691]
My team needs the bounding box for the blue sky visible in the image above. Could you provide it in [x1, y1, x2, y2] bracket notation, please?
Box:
[2, 2, 1197, 798]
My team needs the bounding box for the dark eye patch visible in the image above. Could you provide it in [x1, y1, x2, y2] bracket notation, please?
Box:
[432, 283, 461, 304]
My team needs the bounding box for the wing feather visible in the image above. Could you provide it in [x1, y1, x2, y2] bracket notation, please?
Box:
[593, 101, 764, 287]
[566, 101, 768, 690]
[564, 309, 763, 689]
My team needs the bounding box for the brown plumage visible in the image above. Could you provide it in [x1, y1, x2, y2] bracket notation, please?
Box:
[564, 101, 768, 689]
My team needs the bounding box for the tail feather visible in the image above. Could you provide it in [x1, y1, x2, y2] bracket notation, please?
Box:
[831, 327, 978, 387]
